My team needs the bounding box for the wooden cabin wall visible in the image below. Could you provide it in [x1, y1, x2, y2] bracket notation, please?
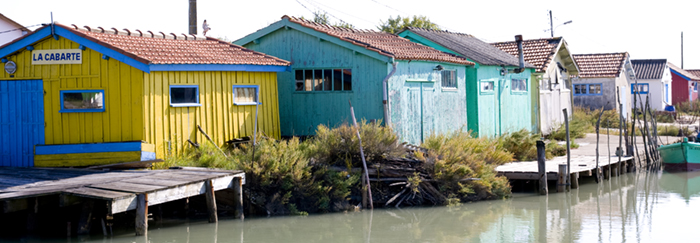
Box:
[469, 65, 532, 137]
[389, 61, 468, 145]
[241, 27, 387, 137]
[143, 71, 280, 158]
[0, 36, 144, 145]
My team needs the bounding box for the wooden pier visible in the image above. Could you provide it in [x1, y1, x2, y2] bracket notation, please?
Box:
[0, 167, 245, 235]
[496, 155, 634, 191]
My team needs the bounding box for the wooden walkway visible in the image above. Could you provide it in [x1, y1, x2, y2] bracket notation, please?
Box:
[496, 155, 635, 189]
[0, 166, 245, 235]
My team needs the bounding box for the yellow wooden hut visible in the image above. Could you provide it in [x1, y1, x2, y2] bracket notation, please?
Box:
[0, 23, 289, 167]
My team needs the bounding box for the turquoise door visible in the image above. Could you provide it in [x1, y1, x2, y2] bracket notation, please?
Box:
[0, 80, 45, 167]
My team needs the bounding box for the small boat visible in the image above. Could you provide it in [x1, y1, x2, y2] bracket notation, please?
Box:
[658, 137, 700, 171]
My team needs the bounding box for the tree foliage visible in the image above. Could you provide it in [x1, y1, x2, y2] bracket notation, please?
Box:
[377, 15, 441, 34]
[303, 11, 354, 29]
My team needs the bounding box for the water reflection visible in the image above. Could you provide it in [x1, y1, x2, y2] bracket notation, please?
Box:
[13, 171, 700, 243]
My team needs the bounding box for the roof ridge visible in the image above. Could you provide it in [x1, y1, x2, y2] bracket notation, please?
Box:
[572, 52, 628, 56]
[406, 27, 474, 37]
[491, 37, 562, 45]
[65, 23, 207, 41]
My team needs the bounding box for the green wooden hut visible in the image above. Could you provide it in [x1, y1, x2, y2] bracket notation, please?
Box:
[398, 28, 535, 137]
[234, 16, 474, 144]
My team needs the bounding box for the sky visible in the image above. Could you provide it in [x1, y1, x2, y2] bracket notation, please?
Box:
[3, 0, 699, 69]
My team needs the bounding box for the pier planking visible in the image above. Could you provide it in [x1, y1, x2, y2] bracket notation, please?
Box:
[0, 166, 245, 230]
[496, 155, 634, 181]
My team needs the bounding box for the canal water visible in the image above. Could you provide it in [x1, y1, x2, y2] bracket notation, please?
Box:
[12, 171, 700, 243]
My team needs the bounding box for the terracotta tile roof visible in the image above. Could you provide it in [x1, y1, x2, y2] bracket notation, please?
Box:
[668, 62, 700, 81]
[631, 59, 666, 80]
[403, 27, 534, 68]
[58, 23, 289, 66]
[572, 53, 628, 78]
[491, 37, 562, 72]
[283, 16, 474, 66]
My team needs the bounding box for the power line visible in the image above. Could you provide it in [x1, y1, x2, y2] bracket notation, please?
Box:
[300, 0, 354, 26]
[305, 0, 376, 25]
[0, 24, 43, 35]
[369, 0, 410, 16]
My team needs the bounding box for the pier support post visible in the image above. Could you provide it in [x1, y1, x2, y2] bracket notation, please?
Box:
[557, 164, 568, 193]
[135, 194, 148, 236]
[205, 179, 218, 223]
[571, 172, 579, 189]
[604, 166, 610, 180]
[233, 177, 244, 219]
[537, 141, 548, 195]
[77, 200, 94, 235]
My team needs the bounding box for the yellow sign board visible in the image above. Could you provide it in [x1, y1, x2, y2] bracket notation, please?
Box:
[32, 49, 83, 65]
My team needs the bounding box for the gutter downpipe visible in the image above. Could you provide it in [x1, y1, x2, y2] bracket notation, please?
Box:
[383, 59, 398, 128]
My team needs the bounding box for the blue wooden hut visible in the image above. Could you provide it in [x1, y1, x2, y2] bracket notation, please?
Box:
[398, 28, 536, 137]
[234, 16, 474, 144]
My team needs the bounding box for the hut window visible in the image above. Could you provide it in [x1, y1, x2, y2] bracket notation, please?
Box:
[441, 70, 456, 89]
[574, 84, 602, 96]
[170, 85, 201, 107]
[294, 69, 352, 91]
[59, 90, 105, 113]
[511, 79, 527, 92]
[631, 83, 649, 94]
[480, 80, 494, 93]
[233, 85, 259, 105]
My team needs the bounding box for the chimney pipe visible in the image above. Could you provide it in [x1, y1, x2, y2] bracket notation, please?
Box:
[514, 35, 525, 73]
[189, 0, 197, 35]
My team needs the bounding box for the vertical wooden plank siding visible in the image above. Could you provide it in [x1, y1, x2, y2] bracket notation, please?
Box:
[142, 71, 281, 159]
[0, 37, 144, 146]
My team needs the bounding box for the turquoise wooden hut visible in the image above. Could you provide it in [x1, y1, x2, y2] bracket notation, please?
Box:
[398, 28, 535, 137]
[234, 16, 474, 144]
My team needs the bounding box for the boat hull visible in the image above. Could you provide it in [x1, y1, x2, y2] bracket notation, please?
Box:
[658, 141, 700, 172]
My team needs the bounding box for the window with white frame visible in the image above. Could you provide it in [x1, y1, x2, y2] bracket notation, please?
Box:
[170, 85, 200, 107]
[294, 68, 352, 91]
[511, 79, 527, 92]
[480, 80, 494, 93]
[60, 90, 105, 113]
[441, 70, 456, 89]
[233, 85, 259, 105]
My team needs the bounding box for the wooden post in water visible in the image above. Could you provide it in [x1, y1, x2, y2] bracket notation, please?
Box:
[205, 179, 218, 223]
[563, 108, 571, 191]
[557, 164, 568, 193]
[571, 172, 579, 189]
[233, 177, 244, 219]
[595, 104, 608, 183]
[350, 100, 373, 209]
[77, 200, 94, 235]
[135, 194, 148, 236]
[537, 140, 548, 195]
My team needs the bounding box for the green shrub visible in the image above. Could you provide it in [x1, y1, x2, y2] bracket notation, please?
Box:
[658, 125, 691, 136]
[420, 129, 512, 201]
[499, 129, 538, 161]
[307, 121, 405, 168]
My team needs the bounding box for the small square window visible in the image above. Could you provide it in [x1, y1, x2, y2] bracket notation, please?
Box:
[511, 79, 527, 92]
[60, 90, 105, 113]
[574, 84, 586, 94]
[441, 70, 456, 89]
[233, 85, 259, 105]
[589, 84, 602, 94]
[480, 80, 494, 93]
[632, 83, 649, 94]
[170, 85, 200, 107]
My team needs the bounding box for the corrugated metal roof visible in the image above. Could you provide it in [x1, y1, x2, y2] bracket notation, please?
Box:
[631, 59, 666, 80]
[404, 27, 533, 67]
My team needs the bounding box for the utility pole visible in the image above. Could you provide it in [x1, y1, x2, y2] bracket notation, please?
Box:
[189, 0, 197, 35]
[682, 32, 684, 69]
[549, 10, 554, 38]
